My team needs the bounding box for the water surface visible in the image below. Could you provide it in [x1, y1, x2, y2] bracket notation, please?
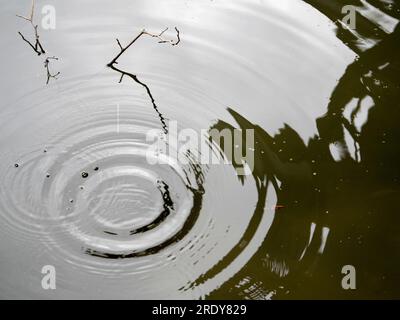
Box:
[0, 0, 399, 299]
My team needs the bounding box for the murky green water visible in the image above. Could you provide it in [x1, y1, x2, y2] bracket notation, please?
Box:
[0, 0, 399, 299]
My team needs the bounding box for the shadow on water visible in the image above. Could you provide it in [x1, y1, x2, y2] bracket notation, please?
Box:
[207, 0, 400, 299]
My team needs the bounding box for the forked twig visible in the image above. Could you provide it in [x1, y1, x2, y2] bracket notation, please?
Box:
[16, 0, 45, 56]
[107, 27, 181, 134]
[144, 27, 181, 46]
[107, 27, 180, 67]
[16, 0, 60, 84]
[16, 0, 34, 22]
[44, 56, 60, 84]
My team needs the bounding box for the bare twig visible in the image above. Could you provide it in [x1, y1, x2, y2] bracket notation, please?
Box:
[16, 0, 59, 84]
[107, 30, 146, 67]
[143, 27, 181, 46]
[107, 27, 181, 134]
[16, 0, 34, 22]
[44, 56, 60, 84]
[116, 38, 123, 51]
[16, 0, 45, 56]
[107, 27, 180, 67]
[18, 31, 38, 53]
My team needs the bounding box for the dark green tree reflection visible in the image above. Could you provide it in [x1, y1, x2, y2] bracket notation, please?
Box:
[207, 0, 400, 299]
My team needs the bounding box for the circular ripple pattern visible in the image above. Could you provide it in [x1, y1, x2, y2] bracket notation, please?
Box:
[0, 73, 262, 299]
[1, 75, 205, 257]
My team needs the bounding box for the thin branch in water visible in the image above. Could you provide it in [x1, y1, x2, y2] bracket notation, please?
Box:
[143, 27, 181, 46]
[16, 0, 34, 22]
[116, 38, 123, 51]
[174, 27, 181, 46]
[44, 56, 60, 85]
[16, 0, 45, 56]
[107, 27, 181, 134]
[16, 0, 60, 84]
[107, 30, 146, 67]
[18, 31, 38, 53]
